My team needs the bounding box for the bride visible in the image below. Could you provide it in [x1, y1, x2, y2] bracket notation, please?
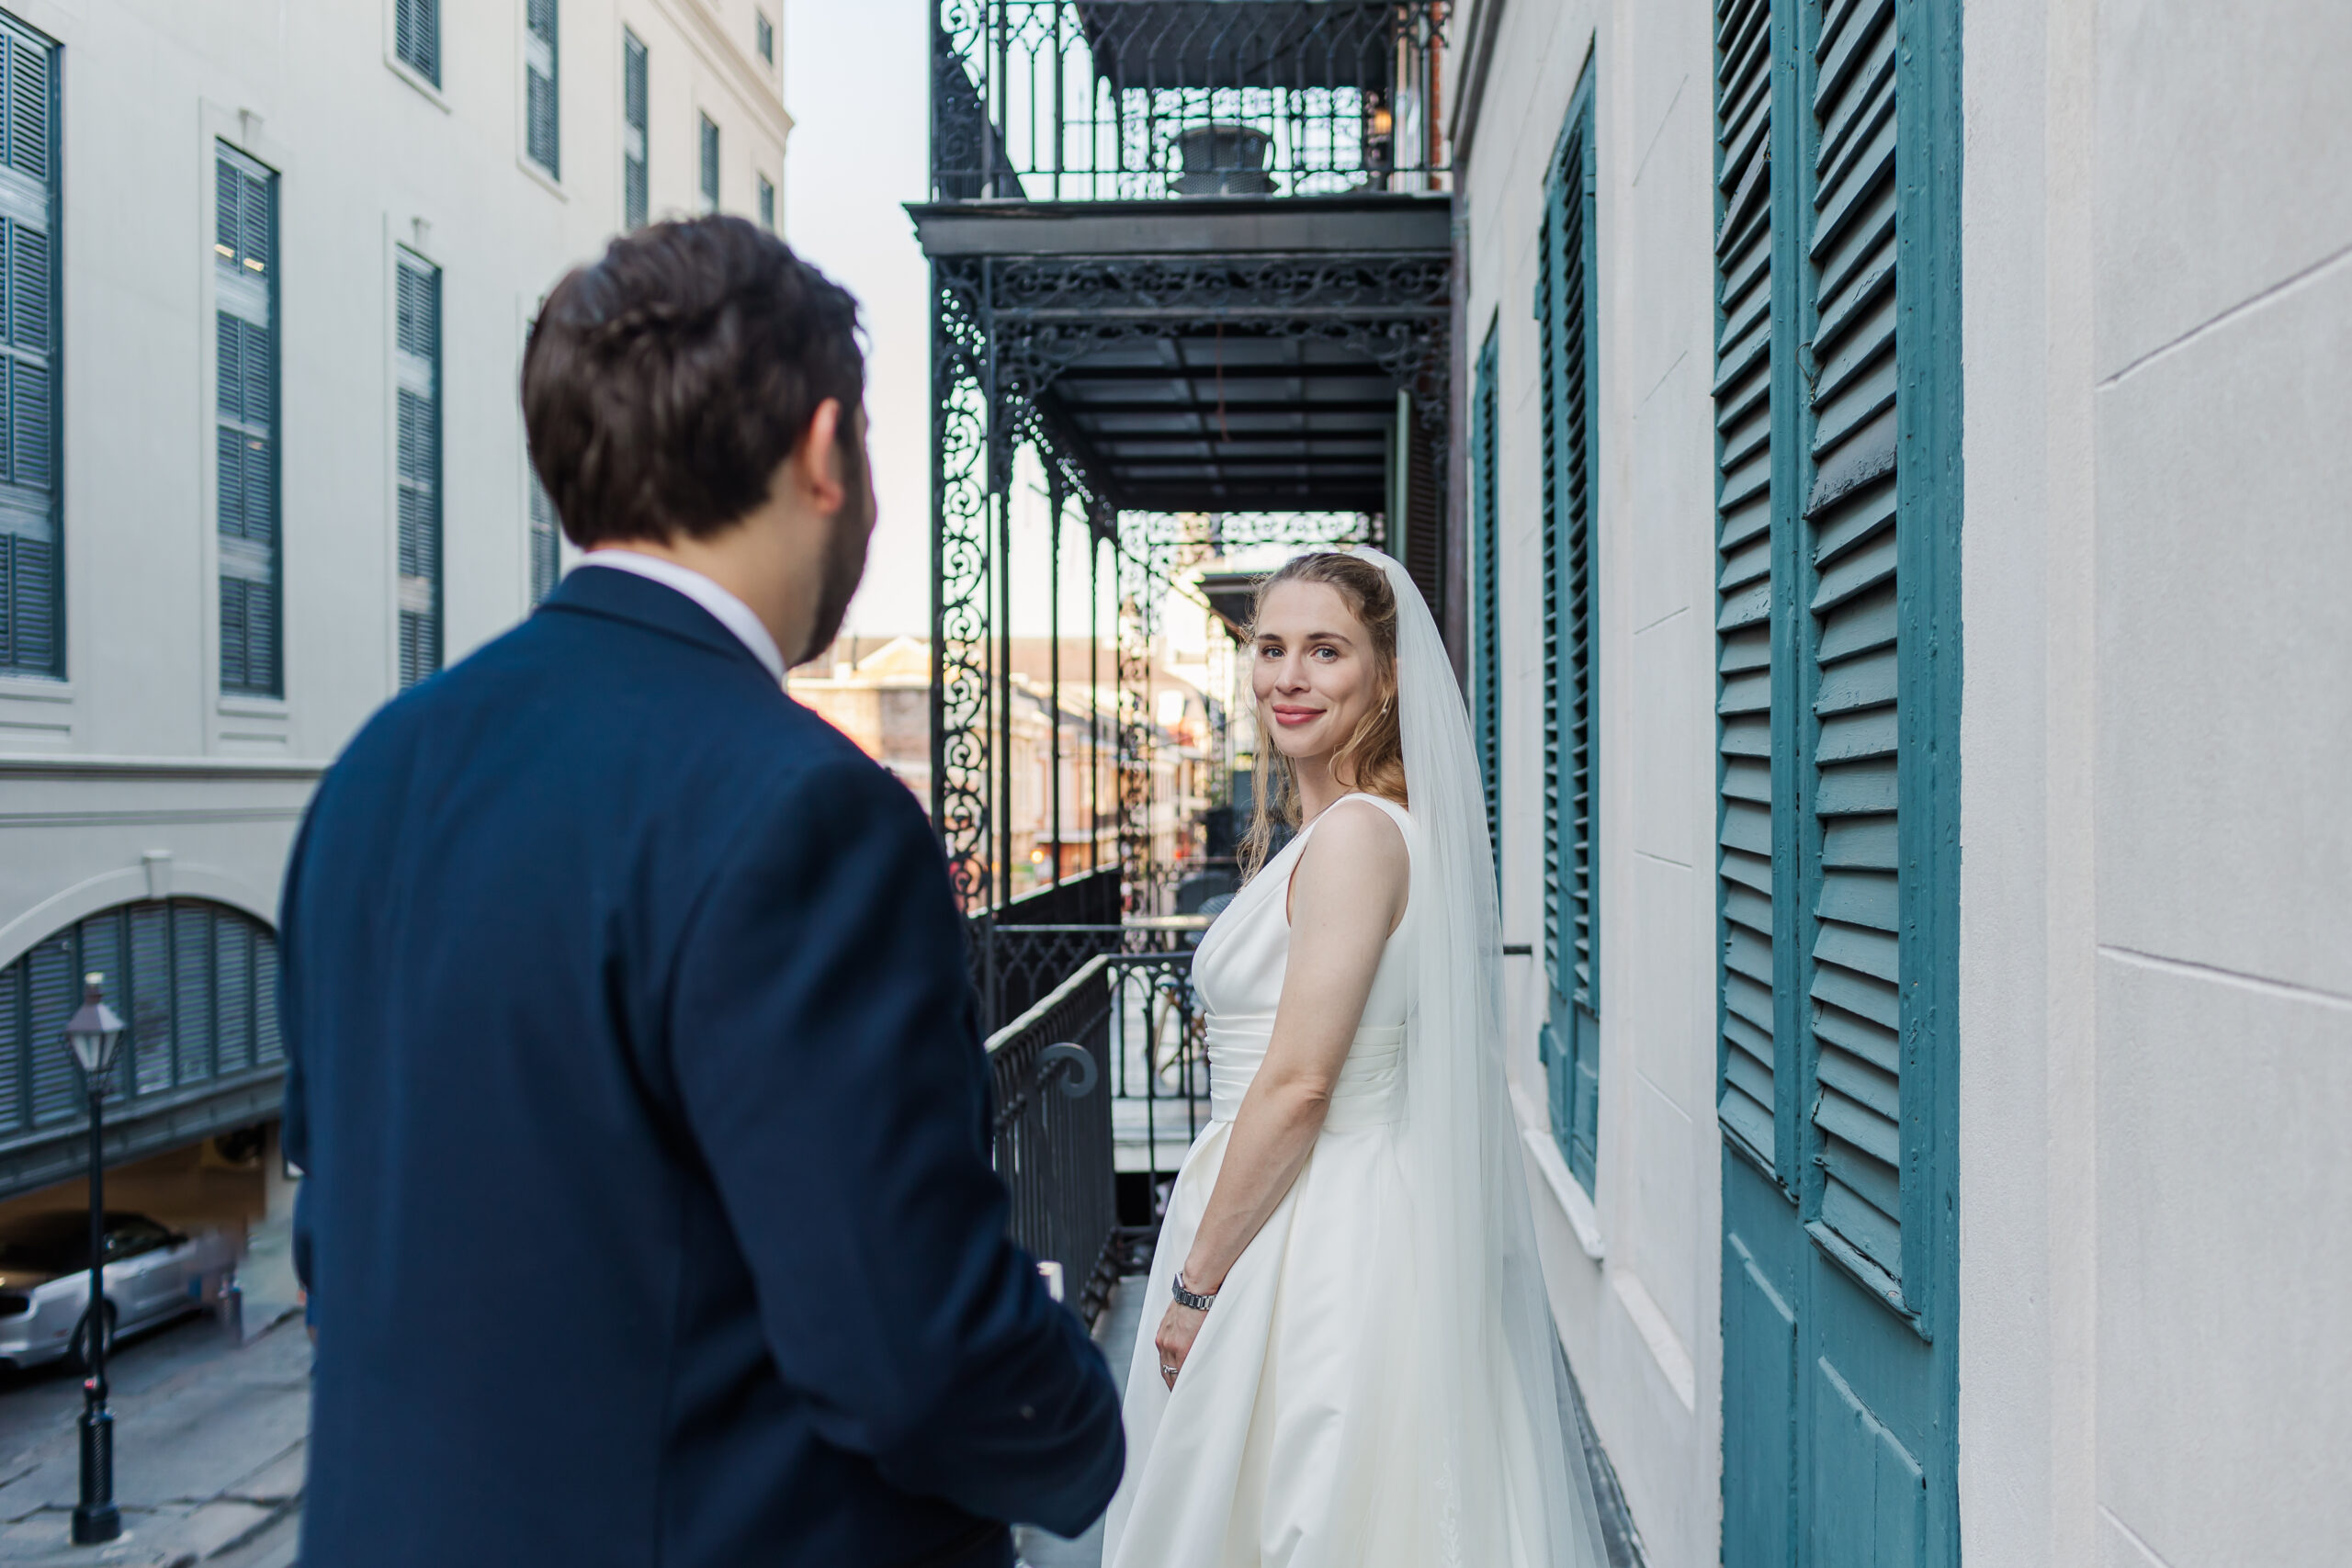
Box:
[1102, 550, 1607, 1568]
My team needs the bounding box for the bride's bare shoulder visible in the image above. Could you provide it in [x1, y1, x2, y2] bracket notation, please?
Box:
[1287, 798, 1409, 927]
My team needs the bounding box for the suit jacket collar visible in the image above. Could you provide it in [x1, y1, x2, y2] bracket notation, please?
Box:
[540, 563, 781, 682]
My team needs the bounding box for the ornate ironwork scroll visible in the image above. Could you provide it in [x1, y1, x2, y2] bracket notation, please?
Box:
[932, 260, 997, 914]
[1117, 543, 1157, 914]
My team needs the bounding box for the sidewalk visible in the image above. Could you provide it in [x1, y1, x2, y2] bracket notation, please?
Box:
[0, 1314, 309, 1567]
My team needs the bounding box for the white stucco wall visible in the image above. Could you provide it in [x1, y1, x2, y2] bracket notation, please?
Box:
[1453, 1, 1724, 1562]
[1467, 0, 2352, 1562]
[1962, 4, 2352, 1567]
[0, 0, 786, 956]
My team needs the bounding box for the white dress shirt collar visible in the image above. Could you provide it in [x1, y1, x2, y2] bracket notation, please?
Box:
[577, 549, 786, 685]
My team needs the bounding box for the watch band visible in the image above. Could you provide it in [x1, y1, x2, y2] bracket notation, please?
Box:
[1171, 1271, 1217, 1312]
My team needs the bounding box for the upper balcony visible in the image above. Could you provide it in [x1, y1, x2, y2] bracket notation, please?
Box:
[930, 1, 1450, 208]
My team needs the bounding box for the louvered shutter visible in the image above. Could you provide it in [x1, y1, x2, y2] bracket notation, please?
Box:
[529, 469, 559, 605]
[1533, 76, 1600, 1192]
[526, 0, 560, 178]
[128, 902, 175, 1094]
[1713, 0, 1781, 1172]
[1469, 328, 1501, 866]
[623, 34, 650, 230]
[217, 148, 280, 694]
[215, 918, 254, 1074]
[1802, 0, 1905, 1285]
[23, 932, 75, 1124]
[758, 174, 775, 232]
[700, 115, 720, 211]
[395, 0, 439, 87]
[0, 950, 19, 1132]
[396, 254, 442, 687]
[254, 931, 283, 1065]
[0, 19, 57, 678]
[173, 905, 216, 1086]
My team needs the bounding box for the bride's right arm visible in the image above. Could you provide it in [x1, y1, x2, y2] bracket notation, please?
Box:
[1153, 803, 1407, 1383]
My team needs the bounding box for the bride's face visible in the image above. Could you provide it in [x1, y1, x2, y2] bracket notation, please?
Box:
[1251, 581, 1379, 766]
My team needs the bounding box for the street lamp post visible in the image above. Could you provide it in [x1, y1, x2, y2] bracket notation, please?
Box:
[63, 974, 124, 1548]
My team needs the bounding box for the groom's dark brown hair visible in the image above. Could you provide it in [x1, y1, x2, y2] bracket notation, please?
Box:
[521, 215, 865, 550]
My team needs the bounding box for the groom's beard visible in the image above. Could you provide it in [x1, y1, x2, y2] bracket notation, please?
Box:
[797, 450, 874, 667]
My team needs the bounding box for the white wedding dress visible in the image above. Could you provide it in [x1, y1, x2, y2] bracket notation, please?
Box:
[1106, 793, 1425, 1568]
[1102, 551, 1608, 1568]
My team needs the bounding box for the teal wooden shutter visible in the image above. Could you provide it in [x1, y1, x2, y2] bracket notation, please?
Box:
[1714, 0, 1955, 1315]
[216, 145, 280, 695]
[216, 919, 254, 1074]
[1801, 0, 1914, 1295]
[699, 114, 720, 211]
[0, 17, 58, 678]
[21, 932, 74, 1123]
[1533, 72, 1600, 1192]
[395, 0, 439, 87]
[525, 0, 560, 178]
[395, 252, 442, 688]
[528, 469, 558, 605]
[623, 33, 649, 229]
[1713, 0, 1964, 1556]
[0, 902, 283, 1136]
[1469, 325, 1501, 864]
[1713, 0, 1782, 1175]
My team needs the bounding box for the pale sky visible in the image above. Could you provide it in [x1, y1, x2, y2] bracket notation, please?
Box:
[784, 0, 1136, 652]
[782, 0, 932, 639]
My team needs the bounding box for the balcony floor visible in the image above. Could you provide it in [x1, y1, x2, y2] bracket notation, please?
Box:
[1016, 1276, 1146, 1567]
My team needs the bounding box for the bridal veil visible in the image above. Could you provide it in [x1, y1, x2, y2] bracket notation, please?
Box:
[1363, 547, 1609, 1568]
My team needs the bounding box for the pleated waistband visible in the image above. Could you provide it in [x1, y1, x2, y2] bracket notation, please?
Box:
[1204, 1020, 1407, 1131]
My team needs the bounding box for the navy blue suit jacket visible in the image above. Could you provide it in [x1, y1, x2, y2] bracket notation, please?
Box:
[282, 567, 1122, 1568]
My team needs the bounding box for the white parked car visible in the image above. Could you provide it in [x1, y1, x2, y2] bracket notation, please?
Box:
[0, 1211, 237, 1371]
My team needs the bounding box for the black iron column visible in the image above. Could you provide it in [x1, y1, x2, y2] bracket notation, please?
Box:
[1047, 468, 1064, 886]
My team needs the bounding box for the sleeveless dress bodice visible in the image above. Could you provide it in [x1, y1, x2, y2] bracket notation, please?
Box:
[1190, 794, 1415, 1133]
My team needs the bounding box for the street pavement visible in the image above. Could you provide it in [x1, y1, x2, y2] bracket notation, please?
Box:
[0, 1247, 1133, 1568]
[0, 1229, 309, 1568]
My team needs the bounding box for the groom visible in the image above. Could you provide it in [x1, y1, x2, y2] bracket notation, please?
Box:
[281, 217, 1122, 1567]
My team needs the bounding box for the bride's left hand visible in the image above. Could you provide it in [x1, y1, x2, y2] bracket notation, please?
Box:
[1154, 1301, 1205, 1389]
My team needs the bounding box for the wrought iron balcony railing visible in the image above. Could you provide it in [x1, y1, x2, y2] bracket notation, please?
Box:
[933, 1, 1451, 203]
[985, 939, 1215, 1324]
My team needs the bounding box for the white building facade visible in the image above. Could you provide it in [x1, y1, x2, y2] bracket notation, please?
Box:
[1449, 1, 2351, 1564]
[0, 0, 786, 1198]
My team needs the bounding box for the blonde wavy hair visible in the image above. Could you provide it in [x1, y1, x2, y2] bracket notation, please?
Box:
[1240, 552, 1408, 879]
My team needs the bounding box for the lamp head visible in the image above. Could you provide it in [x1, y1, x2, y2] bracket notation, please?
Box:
[64, 974, 125, 1079]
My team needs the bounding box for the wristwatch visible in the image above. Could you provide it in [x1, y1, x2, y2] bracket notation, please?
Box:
[1171, 1271, 1217, 1312]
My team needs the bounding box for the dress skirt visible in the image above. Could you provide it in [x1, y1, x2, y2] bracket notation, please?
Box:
[1103, 1114, 1424, 1568]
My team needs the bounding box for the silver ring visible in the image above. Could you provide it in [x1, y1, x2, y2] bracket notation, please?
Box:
[1159, 1364, 1177, 1375]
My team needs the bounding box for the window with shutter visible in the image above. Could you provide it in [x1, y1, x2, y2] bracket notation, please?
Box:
[1713, 0, 1781, 1176]
[622, 32, 649, 230]
[395, 251, 443, 689]
[0, 16, 57, 678]
[1712, 0, 1955, 1308]
[1533, 72, 1600, 1193]
[758, 174, 775, 232]
[525, 0, 560, 179]
[756, 13, 775, 66]
[699, 114, 719, 212]
[528, 468, 559, 605]
[1469, 325, 1501, 869]
[216, 145, 281, 696]
[0, 901, 283, 1130]
[395, 0, 439, 88]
